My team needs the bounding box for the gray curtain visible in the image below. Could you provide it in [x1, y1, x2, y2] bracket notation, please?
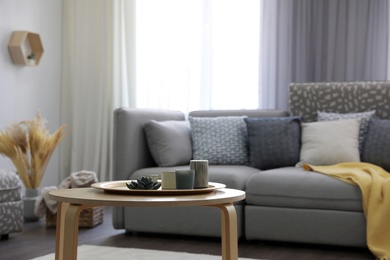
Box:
[259, 0, 390, 110]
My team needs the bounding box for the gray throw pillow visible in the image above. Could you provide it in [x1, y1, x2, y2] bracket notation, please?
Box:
[144, 120, 192, 167]
[362, 119, 390, 172]
[245, 117, 301, 170]
[189, 116, 248, 165]
[317, 110, 376, 153]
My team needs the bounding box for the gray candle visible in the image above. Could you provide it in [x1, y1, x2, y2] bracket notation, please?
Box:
[175, 170, 195, 189]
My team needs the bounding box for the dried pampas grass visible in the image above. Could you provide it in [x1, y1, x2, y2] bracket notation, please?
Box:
[0, 112, 68, 189]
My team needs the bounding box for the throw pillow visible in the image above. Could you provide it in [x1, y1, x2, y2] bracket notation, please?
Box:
[299, 119, 361, 166]
[317, 110, 375, 152]
[189, 116, 248, 165]
[244, 117, 301, 170]
[362, 119, 390, 172]
[144, 120, 192, 167]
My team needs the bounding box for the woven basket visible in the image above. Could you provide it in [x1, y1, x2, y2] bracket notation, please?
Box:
[46, 206, 104, 228]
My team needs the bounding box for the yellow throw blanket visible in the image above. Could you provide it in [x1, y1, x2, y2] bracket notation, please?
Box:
[303, 162, 390, 260]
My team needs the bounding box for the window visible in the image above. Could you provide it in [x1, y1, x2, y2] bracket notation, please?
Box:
[135, 0, 260, 112]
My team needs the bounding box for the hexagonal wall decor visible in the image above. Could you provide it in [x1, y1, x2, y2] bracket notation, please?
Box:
[8, 31, 44, 66]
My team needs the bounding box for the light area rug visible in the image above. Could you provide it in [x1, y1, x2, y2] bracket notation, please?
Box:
[30, 245, 262, 260]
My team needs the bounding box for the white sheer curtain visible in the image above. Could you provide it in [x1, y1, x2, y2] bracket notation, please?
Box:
[135, 0, 260, 112]
[60, 0, 118, 182]
[259, 0, 390, 110]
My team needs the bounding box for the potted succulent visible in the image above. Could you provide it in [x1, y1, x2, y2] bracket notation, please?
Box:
[27, 52, 36, 65]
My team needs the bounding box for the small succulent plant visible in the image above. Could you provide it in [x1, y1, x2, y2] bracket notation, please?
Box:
[126, 176, 161, 190]
[27, 52, 36, 60]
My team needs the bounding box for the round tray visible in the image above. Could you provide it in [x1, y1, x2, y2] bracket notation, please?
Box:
[91, 180, 226, 195]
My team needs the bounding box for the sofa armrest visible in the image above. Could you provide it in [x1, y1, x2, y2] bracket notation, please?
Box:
[113, 108, 185, 181]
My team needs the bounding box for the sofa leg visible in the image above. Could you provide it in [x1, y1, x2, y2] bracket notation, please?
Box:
[1, 234, 9, 240]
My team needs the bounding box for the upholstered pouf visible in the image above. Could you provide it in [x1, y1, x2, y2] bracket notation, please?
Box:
[0, 169, 23, 239]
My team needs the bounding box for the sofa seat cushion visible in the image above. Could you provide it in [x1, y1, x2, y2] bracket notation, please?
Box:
[131, 165, 260, 190]
[246, 167, 363, 212]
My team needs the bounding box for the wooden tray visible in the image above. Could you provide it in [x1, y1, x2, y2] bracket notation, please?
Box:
[91, 181, 225, 195]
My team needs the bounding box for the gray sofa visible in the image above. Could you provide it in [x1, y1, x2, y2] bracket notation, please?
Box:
[112, 81, 390, 247]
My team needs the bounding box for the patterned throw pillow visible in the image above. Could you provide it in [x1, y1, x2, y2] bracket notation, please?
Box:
[189, 116, 248, 165]
[317, 110, 375, 152]
[245, 117, 301, 170]
[362, 119, 390, 172]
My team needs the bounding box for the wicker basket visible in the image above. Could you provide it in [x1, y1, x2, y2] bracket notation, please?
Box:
[46, 206, 104, 228]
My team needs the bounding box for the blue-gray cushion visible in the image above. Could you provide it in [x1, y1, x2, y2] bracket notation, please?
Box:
[362, 119, 390, 172]
[144, 120, 192, 167]
[317, 110, 375, 153]
[245, 117, 301, 170]
[189, 116, 248, 165]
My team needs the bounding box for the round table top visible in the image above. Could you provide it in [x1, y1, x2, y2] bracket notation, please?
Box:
[48, 187, 246, 207]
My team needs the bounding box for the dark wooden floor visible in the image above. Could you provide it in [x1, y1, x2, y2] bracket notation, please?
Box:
[0, 207, 375, 260]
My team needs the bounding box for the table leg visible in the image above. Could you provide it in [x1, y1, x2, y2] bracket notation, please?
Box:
[211, 203, 238, 260]
[55, 202, 68, 260]
[55, 203, 89, 260]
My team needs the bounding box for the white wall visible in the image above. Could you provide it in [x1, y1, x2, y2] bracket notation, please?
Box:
[0, 0, 63, 188]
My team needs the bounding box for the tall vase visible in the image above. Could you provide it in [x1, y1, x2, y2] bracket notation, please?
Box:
[23, 188, 39, 221]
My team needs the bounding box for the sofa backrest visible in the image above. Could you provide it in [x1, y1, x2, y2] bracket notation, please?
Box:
[189, 109, 288, 118]
[289, 81, 390, 122]
[113, 108, 289, 181]
[113, 108, 185, 181]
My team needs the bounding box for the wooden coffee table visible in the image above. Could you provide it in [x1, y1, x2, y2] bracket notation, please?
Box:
[48, 186, 245, 260]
